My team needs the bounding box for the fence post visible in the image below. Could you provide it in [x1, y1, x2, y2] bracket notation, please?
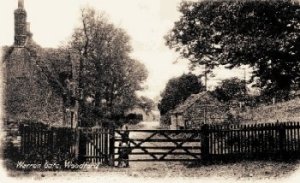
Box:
[279, 123, 286, 159]
[201, 124, 210, 163]
[52, 128, 57, 157]
[109, 127, 115, 166]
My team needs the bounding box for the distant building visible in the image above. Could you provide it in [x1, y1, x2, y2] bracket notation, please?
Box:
[2, 0, 78, 127]
[125, 106, 158, 122]
[169, 92, 229, 129]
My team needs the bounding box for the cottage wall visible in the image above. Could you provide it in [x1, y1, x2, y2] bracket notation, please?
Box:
[170, 115, 177, 129]
[170, 93, 230, 129]
[4, 47, 64, 125]
[185, 102, 228, 127]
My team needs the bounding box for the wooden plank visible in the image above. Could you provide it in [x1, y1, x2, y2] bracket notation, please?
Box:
[114, 138, 201, 142]
[292, 122, 295, 151]
[243, 124, 246, 154]
[294, 122, 297, 152]
[294, 123, 296, 152]
[115, 129, 201, 133]
[291, 122, 294, 152]
[286, 123, 289, 152]
[93, 131, 96, 163]
[296, 123, 300, 152]
[249, 124, 253, 155]
[126, 159, 202, 162]
[122, 152, 202, 155]
[101, 129, 104, 163]
[260, 124, 263, 154]
[210, 126, 213, 155]
[238, 125, 241, 154]
[98, 129, 101, 163]
[213, 125, 217, 155]
[221, 125, 224, 155]
[268, 123, 272, 154]
[233, 124, 237, 154]
[160, 132, 200, 160]
[213, 126, 217, 155]
[217, 125, 220, 155]
[82, 155, 110, 158]
[103, 129, 106, 163]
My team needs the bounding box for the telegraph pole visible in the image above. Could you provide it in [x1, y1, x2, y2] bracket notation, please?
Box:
[243, 67, 247, 99]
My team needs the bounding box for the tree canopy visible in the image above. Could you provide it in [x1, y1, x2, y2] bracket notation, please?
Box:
[69, 8, 148, 125]
[166, 0, 300, 98]
[211, 77, 247, 102]
[158, 73, 204, 115]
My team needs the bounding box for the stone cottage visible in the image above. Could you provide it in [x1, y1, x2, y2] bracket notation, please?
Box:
[2, 0, 79, 128]
[170, 92, 229, 129]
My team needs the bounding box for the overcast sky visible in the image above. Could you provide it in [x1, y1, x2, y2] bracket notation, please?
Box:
[0, 0, 246, 99]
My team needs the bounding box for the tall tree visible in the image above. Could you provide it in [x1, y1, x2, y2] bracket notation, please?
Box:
[158, 73, 204, 115]
[166, 0, 300, 99]
[69, 8, 148, 125]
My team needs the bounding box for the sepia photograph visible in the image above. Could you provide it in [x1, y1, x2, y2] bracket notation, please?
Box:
[1, 0, 300, 182]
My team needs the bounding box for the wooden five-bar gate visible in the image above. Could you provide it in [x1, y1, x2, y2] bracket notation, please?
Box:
[19, 122, 300, 166]
[114, 129, 202, 162]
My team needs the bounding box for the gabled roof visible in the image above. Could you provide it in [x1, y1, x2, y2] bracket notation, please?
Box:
[171, 92, 220, 114]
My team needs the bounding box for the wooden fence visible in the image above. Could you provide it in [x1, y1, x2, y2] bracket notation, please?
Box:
[78, 127, 114, 164]
[203, 122, 300, 161]
[20, 124, 75, 163]
[19, 124, 113, 165]
[18, 121, 300, 165]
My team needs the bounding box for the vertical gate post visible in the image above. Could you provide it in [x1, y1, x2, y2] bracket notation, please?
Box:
[19, 124, 25, 157]
[201, 124, 210, 163]
[73, 128, 80, 161]
[109, 127, 115, 166]
[78, 129, 86, 163]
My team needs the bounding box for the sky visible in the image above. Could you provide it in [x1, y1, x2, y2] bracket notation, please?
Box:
[0, 0, 247, 99]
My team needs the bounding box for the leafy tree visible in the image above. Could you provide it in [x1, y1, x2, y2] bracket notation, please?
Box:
[211, 77, 247, 102]
[158, 73, 204, 115]
[69, 8, 148, 125]
[166, 0, 300, 99]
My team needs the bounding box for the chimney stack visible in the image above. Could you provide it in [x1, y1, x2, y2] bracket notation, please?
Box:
[18, 0, 24, 9]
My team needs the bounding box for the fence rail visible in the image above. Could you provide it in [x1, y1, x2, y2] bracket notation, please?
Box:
[18, 121, 300, 165]
[114, 129, 202, 162]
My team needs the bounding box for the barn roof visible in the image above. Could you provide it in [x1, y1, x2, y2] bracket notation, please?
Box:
[171, 92, 221, 114]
